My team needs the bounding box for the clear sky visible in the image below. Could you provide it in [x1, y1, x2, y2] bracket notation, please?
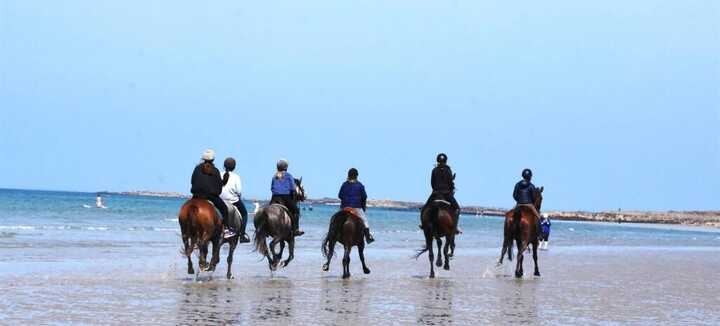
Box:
[1, 1, 718, 211]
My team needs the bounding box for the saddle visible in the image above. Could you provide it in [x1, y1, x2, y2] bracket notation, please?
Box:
[342, 207, 362, 220]
[270, 203, 291, 215]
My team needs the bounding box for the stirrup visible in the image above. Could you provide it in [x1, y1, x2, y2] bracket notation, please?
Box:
[223, 229, 236, 239]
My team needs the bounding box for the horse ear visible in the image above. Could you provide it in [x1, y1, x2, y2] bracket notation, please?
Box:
[452, 173, 456, 180]
[539, 186, 544, 193]
[298, 176, 302, 184]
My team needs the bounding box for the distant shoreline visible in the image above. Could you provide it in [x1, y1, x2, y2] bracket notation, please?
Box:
[103, 191, 720, 228]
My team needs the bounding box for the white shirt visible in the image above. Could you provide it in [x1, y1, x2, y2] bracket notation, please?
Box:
[220, 171, 243, 203]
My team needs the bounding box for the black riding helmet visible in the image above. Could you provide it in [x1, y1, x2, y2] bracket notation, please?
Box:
[348, 168, 359, 180]
[522, 168, 533, 180]
[436, 153, 448, 164]
[224, 157, 236, 171]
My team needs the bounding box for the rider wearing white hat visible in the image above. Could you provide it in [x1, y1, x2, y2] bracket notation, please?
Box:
[191, 149, 234, 239]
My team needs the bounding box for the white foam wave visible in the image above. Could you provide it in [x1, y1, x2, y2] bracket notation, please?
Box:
[0, 225, 35, 230]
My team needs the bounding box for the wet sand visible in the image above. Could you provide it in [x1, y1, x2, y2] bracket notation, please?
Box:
[2, 247, 719, 325]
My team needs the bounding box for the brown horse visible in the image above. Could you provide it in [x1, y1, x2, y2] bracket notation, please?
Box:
[178, 198, 240, 279]
[253, 178, 306, 271]
[414, 200, 458, 278]
[498, 186, 544, 278]
[322, 208, 371, 279]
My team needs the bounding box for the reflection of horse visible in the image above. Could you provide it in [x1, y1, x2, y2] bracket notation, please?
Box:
[322, 208, 371, 279]
[253, 178, 306, 271]
[498, 186, 544, 278]
[178, 199, 240, 279]
[414, 200, 458, 278]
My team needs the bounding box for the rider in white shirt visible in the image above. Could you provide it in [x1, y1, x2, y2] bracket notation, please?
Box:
[221, 157, 250, 243]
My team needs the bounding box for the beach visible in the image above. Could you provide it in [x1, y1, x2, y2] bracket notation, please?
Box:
[1, 189, 719, 325]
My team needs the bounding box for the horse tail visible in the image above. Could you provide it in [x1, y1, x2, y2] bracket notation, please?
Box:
[511, 206, 522, 238]
[322, 211, 346, 259]
[253, 208, 269, 257]
[413, 245, 429, 260]
[185, 205, 200, 257]
[414, 205, 439, 259]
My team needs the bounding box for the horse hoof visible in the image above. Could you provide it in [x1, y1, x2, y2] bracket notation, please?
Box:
[429, 274, 435, 279]
[443, 265, 450, 271]
[227, 274, 234, 279]
[322, 264, 329, 272]
[342, 274, 350, 279]
[436, 261, 442, 267]
[534, 272, 541, 277]
[363, 268, 371, 274]
[515, 272, 523, 278]
[188, 268, 195, 275]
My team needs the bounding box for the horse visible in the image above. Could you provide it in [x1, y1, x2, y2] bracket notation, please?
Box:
[414, 200, 458, 278]
[498, 186, 544, 278]
[321, 208, 371, 279]
[178, 198, 242, 279]
[253, 177, 306, 271]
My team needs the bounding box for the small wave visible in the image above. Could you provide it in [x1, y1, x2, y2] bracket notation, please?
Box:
[163, 218, 177, 222]
[86, 227, 109, 231]
[0, 232, 17, 238]
[0, 225, 35, 230]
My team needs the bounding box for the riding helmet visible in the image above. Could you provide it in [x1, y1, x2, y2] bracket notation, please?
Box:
[522, 168, 533, 180]
[277, 159, 289, 171]
[436, 153, 448, 164]
[224, 157, 236, 171]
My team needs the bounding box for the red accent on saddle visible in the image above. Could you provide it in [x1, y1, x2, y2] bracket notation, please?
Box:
[342, 207, 362, 220]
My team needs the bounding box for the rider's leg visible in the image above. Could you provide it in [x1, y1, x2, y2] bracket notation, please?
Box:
[420, 193, 437, 229]
[287, 196, 303, 236]
[233, 200, 250, 243]
[448, 195, 462, 234]
[354, 208, 374, 244]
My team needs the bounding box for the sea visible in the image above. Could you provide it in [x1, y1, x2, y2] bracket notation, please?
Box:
[1, 188, 719, 325]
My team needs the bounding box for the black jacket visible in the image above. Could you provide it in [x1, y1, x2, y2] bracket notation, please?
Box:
[513, 180, 537, 205]
[191, 163, 222, 197]
[431, 164, 455, 195]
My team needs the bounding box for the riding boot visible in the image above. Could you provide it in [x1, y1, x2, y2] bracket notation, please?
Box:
[292, 213, 304, 236]
[364, 228, 375, 244]
[237, 214, 250, 243]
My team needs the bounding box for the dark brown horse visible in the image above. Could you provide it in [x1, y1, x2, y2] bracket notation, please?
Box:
[253, 178, 306, 271]
[178, 199, 240, 279]
[322, 208, 371, 279]
[498, 186, 544, 278]
[415, 200, 458, 278]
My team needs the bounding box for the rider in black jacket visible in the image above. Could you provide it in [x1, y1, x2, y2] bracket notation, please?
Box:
[422, 153, 461, 231]
[191, 150, 230, 235]
[513, 169, 537, 205]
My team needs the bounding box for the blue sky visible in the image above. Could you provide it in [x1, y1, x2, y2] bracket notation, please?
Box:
[1, 1, 718, 211]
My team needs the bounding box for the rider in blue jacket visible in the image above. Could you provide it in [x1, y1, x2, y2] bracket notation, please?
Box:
[270, 159, 303, 236]
[338, 168, 374, 243]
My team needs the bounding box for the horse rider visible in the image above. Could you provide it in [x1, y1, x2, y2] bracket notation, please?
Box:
[270, 159, 303, 236]
[191, 149, 233, 239]
[513, 168, 540, 217]
[220, 157, 251, 243]
[421, 153, 461, 232]
[338, 168, 374, 244]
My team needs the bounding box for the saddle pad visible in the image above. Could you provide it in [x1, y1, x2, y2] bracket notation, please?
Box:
[342, 207, 362, 219]
[432, 199, 452, 206]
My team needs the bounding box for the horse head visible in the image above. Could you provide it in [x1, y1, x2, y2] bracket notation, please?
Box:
[294, 177, 306, 202]
[534, 186, 544, 212]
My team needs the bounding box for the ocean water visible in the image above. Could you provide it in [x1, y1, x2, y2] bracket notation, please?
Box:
[1, 189, 719, 325]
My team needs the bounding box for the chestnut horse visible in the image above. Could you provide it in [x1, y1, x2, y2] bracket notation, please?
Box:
[322, 208, 371, 279]
[253, 178, 306, 271]
[498, 186, 544, 278]
[178, 199, 240, 279]
[414, 200, 458, 278]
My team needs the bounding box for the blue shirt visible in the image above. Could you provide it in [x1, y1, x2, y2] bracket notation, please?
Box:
[540, 218, 551, 233]
[271, 172, 296, 195]
[338, 180, 367, 209]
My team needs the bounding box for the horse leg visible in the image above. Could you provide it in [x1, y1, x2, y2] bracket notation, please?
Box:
[342, 245, 352, 279]
[183, 235, 195, 275]
[199, 242, 209, 271]
[435, 237, 443, 267]
[449, 241, 455, 258]
[278, 241, 286, 263]
[426, 234, 435, 278]
[268, 238, 280, 271]
[282, 238, 295, 267]
[358, 242, 370, 274]
[208, 237, 221, 272]
[322, 240, 336, 271]
[443, 235, 452, 270]
[515, 240, 527, 278]
[226, 239, 238, 279]
[532, 239, 540, 277]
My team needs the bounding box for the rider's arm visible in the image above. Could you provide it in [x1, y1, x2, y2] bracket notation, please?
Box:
[360, 184, 368, 211]
[513, 182, 520, 202]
